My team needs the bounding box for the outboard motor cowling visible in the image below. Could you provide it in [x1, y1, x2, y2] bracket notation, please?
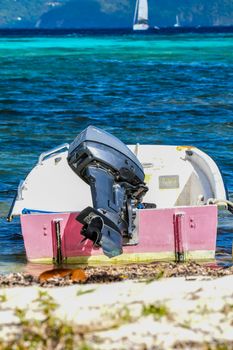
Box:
[67, 126, 148, 258]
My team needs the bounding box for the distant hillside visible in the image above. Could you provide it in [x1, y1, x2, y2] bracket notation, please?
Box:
[0, 0, 233, 28]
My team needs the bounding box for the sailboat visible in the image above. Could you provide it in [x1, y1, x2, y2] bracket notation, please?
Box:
[133, 0, 149, 31]
[174, 15, 181, 28]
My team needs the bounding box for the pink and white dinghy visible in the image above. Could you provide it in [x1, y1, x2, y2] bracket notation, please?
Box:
[8, 126, 233, 265]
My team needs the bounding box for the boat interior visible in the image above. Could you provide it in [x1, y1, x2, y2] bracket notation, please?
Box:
[11, 143, 227, 217]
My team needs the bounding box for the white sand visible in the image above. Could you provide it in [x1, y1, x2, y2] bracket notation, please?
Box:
[0, 275, 233, 349]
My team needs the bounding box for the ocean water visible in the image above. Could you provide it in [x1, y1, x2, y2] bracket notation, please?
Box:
[0, 30, 233, 273]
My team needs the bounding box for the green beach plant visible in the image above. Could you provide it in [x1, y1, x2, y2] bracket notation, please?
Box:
[0, 290, 90, 350]
[0, 294, 7, 303]
[142, 303, 170, 320]
[76, 288, 96, 297]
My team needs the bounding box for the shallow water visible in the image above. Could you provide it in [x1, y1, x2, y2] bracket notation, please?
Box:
[0, 31, 233, 273]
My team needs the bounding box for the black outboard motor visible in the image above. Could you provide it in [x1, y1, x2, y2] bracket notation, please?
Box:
[67, 126, 148, 258]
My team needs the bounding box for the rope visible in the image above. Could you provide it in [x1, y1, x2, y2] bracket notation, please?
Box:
[207, 198, 233, 214]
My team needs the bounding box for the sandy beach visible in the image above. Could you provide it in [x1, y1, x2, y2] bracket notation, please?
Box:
[0, 262, 233, 349]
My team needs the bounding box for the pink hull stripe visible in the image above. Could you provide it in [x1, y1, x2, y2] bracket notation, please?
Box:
[20, 205, 217, 261]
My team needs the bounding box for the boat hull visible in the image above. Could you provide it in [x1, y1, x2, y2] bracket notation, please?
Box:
[133, 24, 149, 31]
[21, 205, 217, 264]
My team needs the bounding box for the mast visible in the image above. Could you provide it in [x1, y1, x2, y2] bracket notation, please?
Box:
[133, 0, 139, 26]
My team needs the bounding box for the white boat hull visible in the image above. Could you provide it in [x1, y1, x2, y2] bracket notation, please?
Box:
[10, 144, 227, 217]
[133, 23, 149, 31]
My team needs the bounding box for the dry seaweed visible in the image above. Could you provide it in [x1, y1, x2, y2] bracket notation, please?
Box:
[0, 262, 233, 288]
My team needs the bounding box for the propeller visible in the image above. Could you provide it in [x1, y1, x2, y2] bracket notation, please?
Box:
[77, 207, 123, 258]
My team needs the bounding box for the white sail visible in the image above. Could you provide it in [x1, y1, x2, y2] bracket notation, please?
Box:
[174, 15, 181, 27]
[133, 0, 149, 31]
[138, 0, 148, 22]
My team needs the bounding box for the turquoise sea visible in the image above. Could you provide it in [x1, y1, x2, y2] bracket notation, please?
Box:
[0, 30, 233, 273]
